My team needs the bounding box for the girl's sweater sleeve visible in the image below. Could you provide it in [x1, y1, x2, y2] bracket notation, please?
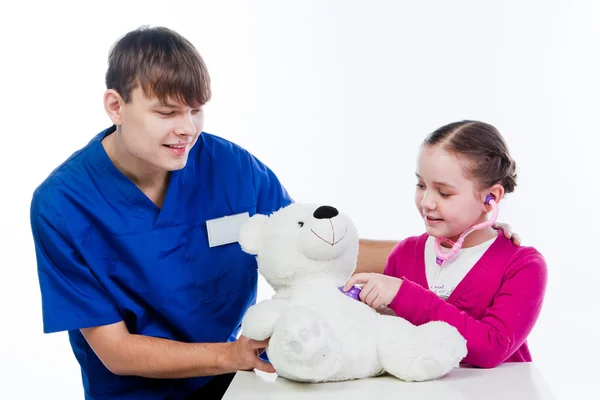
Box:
[385, 242, 547, 368]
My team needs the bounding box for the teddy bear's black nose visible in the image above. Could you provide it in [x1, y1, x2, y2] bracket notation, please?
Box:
[313, 205, 339, 220]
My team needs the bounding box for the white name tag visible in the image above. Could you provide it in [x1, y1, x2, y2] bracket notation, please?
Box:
[206, 212, 250, 248]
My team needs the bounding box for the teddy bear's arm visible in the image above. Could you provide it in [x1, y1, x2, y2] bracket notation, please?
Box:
[241, 299, 287, 341]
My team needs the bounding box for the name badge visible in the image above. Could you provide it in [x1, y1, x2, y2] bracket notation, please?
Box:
[206, 212, 250, 248]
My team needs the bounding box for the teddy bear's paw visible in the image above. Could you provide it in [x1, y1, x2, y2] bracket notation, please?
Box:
[403, 321, 466, 381]
[270, 307, 342, 382]
[376, 316, 466, 382]
[413, 321, 467, 375]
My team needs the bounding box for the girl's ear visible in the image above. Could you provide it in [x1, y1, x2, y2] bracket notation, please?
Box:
[483, 184, 505, 212]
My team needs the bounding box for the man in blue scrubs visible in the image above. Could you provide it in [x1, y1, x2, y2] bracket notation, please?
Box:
[31, 26, 294, 399]
[30, 26, 519, 399]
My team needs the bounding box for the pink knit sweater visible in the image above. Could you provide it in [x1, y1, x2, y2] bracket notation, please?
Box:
[384, 232, 547, 368]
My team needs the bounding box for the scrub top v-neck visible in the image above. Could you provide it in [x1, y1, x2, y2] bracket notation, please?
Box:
[92, 130, 187, 230]
[30, 125, 293, 399]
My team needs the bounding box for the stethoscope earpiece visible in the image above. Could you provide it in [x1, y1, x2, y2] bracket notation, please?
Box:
[434, 194, 499, 266]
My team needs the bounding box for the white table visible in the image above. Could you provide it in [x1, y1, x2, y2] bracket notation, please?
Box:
[223, 363, 557, 400]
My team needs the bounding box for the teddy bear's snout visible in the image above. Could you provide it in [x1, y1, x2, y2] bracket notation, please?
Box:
[298, 207, 352, 261]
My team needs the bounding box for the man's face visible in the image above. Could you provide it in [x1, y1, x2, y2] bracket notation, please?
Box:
[117, 86, 205, 172]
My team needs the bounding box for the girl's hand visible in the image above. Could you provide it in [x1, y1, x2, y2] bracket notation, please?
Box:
[343, 273, 403, 309]
[493, 222, 521, 246]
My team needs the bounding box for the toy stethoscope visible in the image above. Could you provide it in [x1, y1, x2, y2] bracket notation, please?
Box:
[339, 195, 498, 300]
[434, 194, 498, 266]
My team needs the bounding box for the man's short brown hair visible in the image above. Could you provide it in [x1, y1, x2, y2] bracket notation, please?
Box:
[105, 25, 211, 107]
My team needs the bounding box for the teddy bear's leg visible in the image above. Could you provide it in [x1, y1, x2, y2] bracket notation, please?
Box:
[376, 315, 467, 382]
[267, 305, 343, 383]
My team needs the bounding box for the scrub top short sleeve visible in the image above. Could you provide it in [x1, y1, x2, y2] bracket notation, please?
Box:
[30, 191, 122, 333]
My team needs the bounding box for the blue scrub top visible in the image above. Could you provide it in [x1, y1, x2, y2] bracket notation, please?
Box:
[30, 126, 292, 399]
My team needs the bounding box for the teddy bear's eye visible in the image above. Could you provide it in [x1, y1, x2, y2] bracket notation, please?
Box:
[298, 221, 304, 228]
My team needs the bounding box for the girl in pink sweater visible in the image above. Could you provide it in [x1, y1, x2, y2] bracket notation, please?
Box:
[344, 120, 547, 368]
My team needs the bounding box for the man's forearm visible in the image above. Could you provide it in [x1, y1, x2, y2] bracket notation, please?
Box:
[356, 239, 398, 274]
[110, 334, 234, 378]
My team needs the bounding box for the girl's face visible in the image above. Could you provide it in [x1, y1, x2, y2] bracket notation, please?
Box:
[415, 144, 491, 241]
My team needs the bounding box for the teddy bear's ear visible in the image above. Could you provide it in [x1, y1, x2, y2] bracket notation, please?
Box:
[238, 214, 269, 255]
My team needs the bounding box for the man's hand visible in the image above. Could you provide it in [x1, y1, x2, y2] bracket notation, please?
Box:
[493, 222, 521, 246]
[343, 273, 403, 309]
[222, 335, 275, 374]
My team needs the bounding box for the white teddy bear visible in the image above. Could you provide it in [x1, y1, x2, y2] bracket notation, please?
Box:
[238, 203, 467, 383]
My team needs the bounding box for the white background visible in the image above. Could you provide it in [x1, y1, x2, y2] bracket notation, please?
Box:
[1, 1, 598, 398]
